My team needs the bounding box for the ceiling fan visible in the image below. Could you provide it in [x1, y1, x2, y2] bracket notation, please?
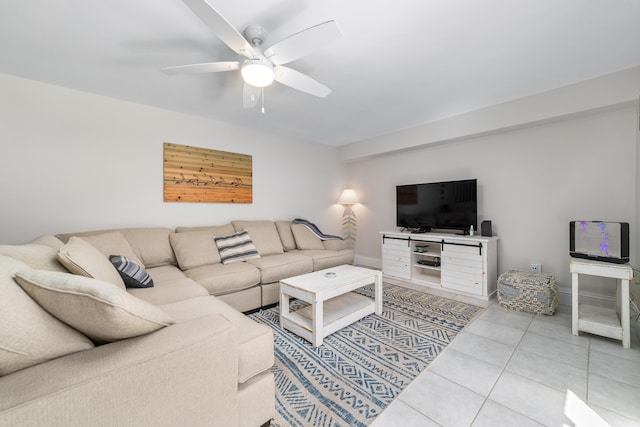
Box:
[162, 0, 342, 112]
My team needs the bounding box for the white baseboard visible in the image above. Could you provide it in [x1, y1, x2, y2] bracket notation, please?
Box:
[558, 287, 616, 309]
[355, 255, 381, 269]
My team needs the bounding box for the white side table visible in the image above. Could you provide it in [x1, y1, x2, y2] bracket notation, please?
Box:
[570, 258, 633, 348]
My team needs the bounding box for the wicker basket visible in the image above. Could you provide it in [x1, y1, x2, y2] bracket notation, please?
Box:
[497, 270, 558, 315]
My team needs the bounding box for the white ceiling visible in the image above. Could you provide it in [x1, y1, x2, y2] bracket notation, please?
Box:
[1, 0, 640, 146]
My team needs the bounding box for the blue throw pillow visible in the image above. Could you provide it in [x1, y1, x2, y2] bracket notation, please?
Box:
[109, 255, 154, 288]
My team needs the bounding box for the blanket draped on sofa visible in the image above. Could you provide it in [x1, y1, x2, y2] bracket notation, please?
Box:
[292, 218, 342, 241]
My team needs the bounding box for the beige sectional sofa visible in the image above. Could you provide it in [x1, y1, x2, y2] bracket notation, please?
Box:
[0, 220, 354, 427]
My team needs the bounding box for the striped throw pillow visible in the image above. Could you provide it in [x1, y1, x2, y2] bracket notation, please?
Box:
[109, 255, 154, 288]
[214, 231, 260, 265]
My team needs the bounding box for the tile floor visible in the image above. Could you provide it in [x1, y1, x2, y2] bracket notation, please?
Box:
[370, 288, 640, 427]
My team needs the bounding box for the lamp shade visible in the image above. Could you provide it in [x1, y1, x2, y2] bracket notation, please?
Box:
[337, 189, 360, 205]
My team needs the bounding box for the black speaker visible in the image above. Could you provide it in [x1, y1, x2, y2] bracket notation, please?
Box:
[481, 220, 492, 237]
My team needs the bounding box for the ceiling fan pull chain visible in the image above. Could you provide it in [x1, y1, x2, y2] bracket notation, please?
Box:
[261, 88, 266, 114]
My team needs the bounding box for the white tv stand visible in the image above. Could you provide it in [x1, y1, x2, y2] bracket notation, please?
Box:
[380, 231, 498, 301]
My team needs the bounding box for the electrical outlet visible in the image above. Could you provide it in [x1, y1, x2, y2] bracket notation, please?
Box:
[529, 263, 541, 274]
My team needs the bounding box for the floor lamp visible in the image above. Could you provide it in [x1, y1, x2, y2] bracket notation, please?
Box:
[338, 189, 359, 250]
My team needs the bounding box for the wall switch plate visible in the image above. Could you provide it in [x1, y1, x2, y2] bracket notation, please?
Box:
[529, 263, 542, 274]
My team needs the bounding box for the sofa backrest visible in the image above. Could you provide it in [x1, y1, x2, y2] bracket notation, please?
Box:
[56, 228, 176, 268]
[0, 242, 68, 272]
[291, 224, 326, 250]
[170, 224, 235, 270]
[275, 221, 296, 252]
[29, 235, 65, 250]
[231, 221, 284, 256]
[276, 221, 347, 252]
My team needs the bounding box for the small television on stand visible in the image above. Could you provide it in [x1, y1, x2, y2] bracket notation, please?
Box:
[396, 179, 477, 234]
[569, 221, 629, 264]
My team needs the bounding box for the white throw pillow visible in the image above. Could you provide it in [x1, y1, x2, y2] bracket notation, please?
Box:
[14, 269, 174, 344]
[57, 236, 126, 289]
[0, 256, 94, 376]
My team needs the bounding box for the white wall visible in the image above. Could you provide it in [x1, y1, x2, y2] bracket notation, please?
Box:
[339, 66, 640, 162]
[347, 106, 638, 303]
[635, 99, 640, 311]
[1, 72, 637, 305]
[0, 74, 345, 244]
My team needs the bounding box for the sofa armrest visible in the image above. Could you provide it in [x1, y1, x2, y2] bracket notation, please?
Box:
[322, 239, 348, 251]
[0, 314, 238, 427]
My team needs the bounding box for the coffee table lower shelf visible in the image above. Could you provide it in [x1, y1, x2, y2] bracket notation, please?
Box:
[281, 292, 375, 346]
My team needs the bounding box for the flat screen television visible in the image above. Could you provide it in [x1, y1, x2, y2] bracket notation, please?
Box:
[396, 179, 477, 233]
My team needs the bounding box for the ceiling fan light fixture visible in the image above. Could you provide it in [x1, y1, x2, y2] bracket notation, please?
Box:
[241, 58, 275, 88]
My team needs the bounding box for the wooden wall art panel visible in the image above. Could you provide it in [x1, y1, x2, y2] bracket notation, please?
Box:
[163, 142, 252, 203]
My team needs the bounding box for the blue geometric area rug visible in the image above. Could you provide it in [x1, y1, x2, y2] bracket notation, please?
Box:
[248, 283, 483, 427]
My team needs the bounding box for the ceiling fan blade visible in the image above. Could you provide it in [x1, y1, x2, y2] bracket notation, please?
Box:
[264, 21, 342, 66]
[274, 66, 331, 98]
[182, 0, 257, 58]
[161, 61, 240, 75]
[243, 83, 261, 108]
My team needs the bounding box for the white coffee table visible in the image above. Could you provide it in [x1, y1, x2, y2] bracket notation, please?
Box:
[279, 265, 383, 347]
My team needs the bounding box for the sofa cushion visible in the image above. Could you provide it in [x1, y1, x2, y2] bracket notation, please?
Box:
[57, 237, 126, 289]
[215, 231, 260, 265]
[0, 256, 94, 376]
[218, 286, 262, 313]
[0, 243, 67, 272]
[159, 295, 274, 384]
[169, 229, 225, 270]
[185, 262, 261, 296]
[128, 265, 209, 305]
[246, 253, 313, 284]
[292, 249, 355, 271]
[291, 224, 325, 250]
[275, 221, 296, 251]
[80, 231, 144, 266]
[231, 221, 284, 256]
[109, 255, 154, 288]
[14, 270, 174, 344]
